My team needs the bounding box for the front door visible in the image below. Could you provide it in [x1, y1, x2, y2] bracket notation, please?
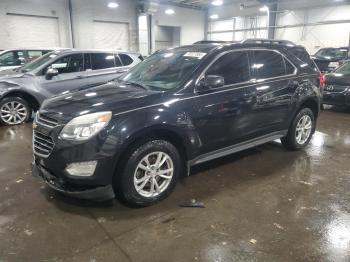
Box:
[38, 53, 90, 96]
[191, 50, 255, 154]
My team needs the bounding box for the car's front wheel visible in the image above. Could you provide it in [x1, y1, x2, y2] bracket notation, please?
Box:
[115, 140, 182, 206]
[281, 107, 315, 150]
[0, 97, 31, 126]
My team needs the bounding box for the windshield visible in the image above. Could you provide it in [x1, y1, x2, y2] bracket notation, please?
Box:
[335, 62, 350, 75]
[121, 50, 207, 91]
[315, 48, 348, 58]
[20, 51, 59, 72]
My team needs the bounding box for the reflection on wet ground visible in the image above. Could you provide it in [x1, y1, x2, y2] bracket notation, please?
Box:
[0, 107, 349, 261]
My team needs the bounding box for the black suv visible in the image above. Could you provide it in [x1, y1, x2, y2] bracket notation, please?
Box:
[32, 40, 321, 206]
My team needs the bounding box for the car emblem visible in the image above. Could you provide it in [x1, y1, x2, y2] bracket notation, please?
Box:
[33, 122, 38, 129]
[327, 85, 334, 91]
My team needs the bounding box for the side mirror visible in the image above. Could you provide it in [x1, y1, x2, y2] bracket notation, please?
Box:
[45, 68, 58, 80]
[197, 75, 225, 93]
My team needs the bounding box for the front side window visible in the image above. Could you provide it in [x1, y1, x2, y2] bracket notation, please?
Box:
[21, 52, 58, 73]
[48, 54, 84, 74]
[0, 51, 25, 66]
[91, 53, 115, 70]
[121, 50, 206, 91]
[206, 51, 250, 85]
[252, 50, 286, 79]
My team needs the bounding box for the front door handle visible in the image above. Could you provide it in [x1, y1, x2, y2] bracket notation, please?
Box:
[116, 69, 128, 74]
[75, 75, 85, 79]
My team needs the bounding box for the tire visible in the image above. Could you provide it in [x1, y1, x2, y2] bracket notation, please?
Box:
[0, 97, 31, 126]
[281, 108, 315, 151]
[115, 140, 182, 207]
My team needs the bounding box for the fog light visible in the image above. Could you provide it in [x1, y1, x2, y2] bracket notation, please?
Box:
[65, 161, 97, 177]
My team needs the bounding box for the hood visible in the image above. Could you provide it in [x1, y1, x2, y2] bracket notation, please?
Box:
[40, 81, 164, 119]
[325, 73, 350, 86]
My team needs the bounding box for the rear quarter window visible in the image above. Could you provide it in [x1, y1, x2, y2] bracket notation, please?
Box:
[119, 54, 133, 66]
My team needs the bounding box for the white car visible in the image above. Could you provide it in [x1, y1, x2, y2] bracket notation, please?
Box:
[0, 48, 55, 71]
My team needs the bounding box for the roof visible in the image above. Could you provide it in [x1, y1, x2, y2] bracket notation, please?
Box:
[57, 48, 141, 55]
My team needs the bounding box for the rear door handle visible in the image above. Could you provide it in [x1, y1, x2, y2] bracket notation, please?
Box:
[116, 69, 128, 74]
[75, 75, 85, 79]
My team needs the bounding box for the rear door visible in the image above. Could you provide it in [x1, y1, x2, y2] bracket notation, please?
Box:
[245, 49, 296, 135]
[85, 52, 126, 86]
[38, 53, 90, 96]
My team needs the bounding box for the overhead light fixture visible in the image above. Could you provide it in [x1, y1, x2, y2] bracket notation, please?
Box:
[210, 14, 219, 19]
[108, 2, 119, 8]
[212, 0, 223, 6]
[165, 9, 175, 15]
[259, 5, 269, 12]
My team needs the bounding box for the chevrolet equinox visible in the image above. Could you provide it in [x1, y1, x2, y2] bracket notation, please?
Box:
[32, 40, 322, 206]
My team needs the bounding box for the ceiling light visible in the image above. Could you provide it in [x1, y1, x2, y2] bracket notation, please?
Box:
[259, 5, 269, 12]
[212, 0, 223, 6]
[107, 2, 119, 8]
[210, 14, 219, 19]
[165, 9, 175, 15]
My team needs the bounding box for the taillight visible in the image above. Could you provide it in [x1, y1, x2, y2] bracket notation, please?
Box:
[319, 73, 325, 89]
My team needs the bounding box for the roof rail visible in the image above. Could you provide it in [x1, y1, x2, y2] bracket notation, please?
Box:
[241, 39, 296, 46]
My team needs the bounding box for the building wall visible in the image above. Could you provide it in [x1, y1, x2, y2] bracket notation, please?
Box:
[71, 0, 138, 51]
[207, 1, 350, 54]
[153, 4, 205, 46]
[0, 0, 72, 49]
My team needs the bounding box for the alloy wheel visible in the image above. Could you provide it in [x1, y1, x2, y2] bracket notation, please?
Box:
[0, 101, 28, 125]
[295, 115, 312, 145]
[133, 151, 174, 198]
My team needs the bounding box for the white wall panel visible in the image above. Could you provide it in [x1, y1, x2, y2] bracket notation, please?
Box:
[92, 21, 129, 50]
[0, 0, 71, 49]
[5, 14, 60, 48]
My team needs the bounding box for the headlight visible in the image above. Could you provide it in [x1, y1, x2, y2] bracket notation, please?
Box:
[59, 111, 112, 141]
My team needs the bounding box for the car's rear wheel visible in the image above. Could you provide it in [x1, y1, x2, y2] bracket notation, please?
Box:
[281, 108, 315, 151]
[0, 97, 31, 126]
[115, 140, 182, 206]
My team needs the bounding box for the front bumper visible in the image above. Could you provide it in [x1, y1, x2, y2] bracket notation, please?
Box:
[32, 161, 115, 201]
[323, 90, 350, 106]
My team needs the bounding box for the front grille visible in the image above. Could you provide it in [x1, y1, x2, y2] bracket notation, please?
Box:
[325, 85, 348, 93]
[33, 131, 54, 157]
[36, 113, 58, 128]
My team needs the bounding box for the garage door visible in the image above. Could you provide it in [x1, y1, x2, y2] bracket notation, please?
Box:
[4, 14, 60, 48]
[92, 20, 129, 50]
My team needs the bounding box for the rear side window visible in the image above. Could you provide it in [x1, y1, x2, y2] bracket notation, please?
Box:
[251, 50, 285, 79]
[27, 50, 43, 61]
[119, 54, 133, 66]
[91, 53, 115, 70]
[114, 55, 123, 67]
[284, 58, 295, 75]
[206, 51, 250, 85]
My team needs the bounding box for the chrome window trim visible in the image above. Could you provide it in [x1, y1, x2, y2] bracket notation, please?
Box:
[194, 48, 298, 93]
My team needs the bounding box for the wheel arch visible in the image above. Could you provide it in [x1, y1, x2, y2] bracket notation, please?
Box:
[1, 90, 40, 111]
[113, 125, 191, 180]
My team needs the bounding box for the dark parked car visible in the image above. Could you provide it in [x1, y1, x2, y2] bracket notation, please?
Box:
[0, 49, 142, 125]
[323, 61, 350, 107]
[32, 41, 321, 206]
[312, 47, 349, 72]
[0, 48, 54, 72]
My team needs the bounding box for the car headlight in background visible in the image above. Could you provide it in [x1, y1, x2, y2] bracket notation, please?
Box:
[60, 111, 112, 141]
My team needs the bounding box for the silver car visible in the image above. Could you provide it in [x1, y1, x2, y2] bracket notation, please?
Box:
[0, 49, 143, 125]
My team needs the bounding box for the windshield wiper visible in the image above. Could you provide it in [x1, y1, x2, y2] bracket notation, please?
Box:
[124, 80, 148, 90]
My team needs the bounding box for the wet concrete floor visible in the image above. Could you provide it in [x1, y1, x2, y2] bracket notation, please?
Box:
[0, 107, 349, 262]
